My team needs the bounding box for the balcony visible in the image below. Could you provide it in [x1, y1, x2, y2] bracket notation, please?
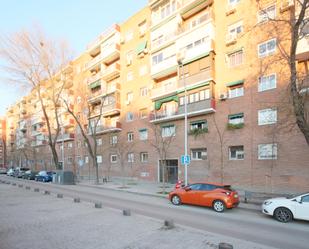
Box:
[296, 37, 309, 61]
[101, 62, 120, 81]
[180, 0, 214, 19]
[88, 122, 122, 135]
[87, 73, 103, 86]
[31, 116, 45, 125]
[150, 98, 216, 123]
[84, 54, 103, 71]
[62, 118, 74, 128]
[179, 68, 214, 89]
[151, 55, 178, 80]
[88, 88, 104, 103]
[101, 43, 120, 64]
[56, 133, 75, 143]
[151, 78, 178, 99]
[90, 102, 121, 118]
[106, 82, 121, 95]
[31, 139, 48, 147]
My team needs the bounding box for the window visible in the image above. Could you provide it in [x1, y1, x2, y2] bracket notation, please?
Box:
[127, 92, 133, 103]
[125, 31, 133, 42]
[191, 148, 207, 160]
[110, 154, 117, 163]
[96, 155, 102, 164]
[258, 74, 276, 92]
[138, 20, 147, 36]
[228, 21, 243, 37]
[190, 120, 208, 132]
[139, 108, 148, 119]
[258, 5, 276, 23]
[128, 153, 134, 163]
[228, 50, 243, 67]
[140, 152, 148, 163]
[126, 50, 133, 66]
[139, 65, 148, 76]
[96, 138, 102, 146]
[162, 125, 175, 137]
[127, 132, 134, 142]
[258, 143, 277, 160]
[139, 129, 148, 140]
[152, 53, 163, 65]
[228, 113, 244, 124]
[110, 135, 118, 145]
[258, 39, 276, 58]
[127, 71, 133, 81]
[179, 89, 209, 106]
[85, 156, 89, 164]
[68, 142, 73, 148]
[126, 112, 134, 122]
[67, 157, 73, 164]
[258, 108, 277, 125]
[229, 85, 244, 98]
[190, 12, 210, 29]
[228, 0, 240, 5]
[140, 87, 148, 97]
[229, 146, 244, 160]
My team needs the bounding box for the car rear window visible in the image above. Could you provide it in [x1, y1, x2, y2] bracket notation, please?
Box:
[217, 185, 234, 191]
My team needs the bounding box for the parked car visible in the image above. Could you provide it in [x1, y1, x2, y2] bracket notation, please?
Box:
[169, 182, 239, 212]
[23, 170, 39, 180]
[262, 192, 309, 222]
[14, 167, 30, 178]
[35, 171, 53, 182]
[6, 168, 15, 176]
[0, 167, 7, 174]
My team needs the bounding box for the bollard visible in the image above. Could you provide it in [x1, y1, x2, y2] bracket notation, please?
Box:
[34, 188, 40, 192]
[57, 193, 63, 198]
[44, 190, 50, 195]
[95, 202, 102, 208]
[123, 209, 131, 216]
[26, 186, 30, 190]
[164, 219, 174, 229]
[218, 242, 233, 249]
[74, 198, 80, 203]
[18, 184, 23, 188]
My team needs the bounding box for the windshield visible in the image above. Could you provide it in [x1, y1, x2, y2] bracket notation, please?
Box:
[288, 192, 309, 199]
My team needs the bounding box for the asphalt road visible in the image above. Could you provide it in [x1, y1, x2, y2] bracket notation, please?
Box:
[1, 175, 309, 249]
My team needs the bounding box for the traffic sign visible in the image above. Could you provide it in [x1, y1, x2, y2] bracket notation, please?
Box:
[181, 155, 190, 165]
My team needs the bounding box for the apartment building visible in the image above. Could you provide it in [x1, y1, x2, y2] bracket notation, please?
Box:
[5, 0, 309, 193]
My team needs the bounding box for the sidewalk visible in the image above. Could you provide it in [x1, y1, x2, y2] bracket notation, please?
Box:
[77, 178, 262, 212]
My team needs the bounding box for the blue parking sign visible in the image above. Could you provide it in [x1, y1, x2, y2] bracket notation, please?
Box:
[181, 155, 190, 165]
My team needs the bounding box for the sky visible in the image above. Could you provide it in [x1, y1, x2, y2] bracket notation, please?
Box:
[0, 0, 147, 116]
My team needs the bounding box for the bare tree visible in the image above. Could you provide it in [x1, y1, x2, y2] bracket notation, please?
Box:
[148, 123, 176, 194]
[0, 28, 73, 168]
[252, 0, 309, 145]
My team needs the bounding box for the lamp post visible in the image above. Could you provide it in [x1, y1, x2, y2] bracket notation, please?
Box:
[177, 52, 188, 186]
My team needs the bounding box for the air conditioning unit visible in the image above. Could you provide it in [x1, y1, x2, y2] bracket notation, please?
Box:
[139, 30, 146, 37]
[125, 100, 131, 105]
[225, 33, 237, 45]
[219, 93, 228, 100]
[126, 59, 132, 66]
[120, 37, 125, 44]
[143, 48, 148, 54]
[138, 53, 145, 59]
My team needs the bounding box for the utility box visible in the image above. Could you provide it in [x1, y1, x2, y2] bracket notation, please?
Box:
[53, 171, 75, 185]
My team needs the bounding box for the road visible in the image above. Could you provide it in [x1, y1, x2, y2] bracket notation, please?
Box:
[1, 175, 309, 249]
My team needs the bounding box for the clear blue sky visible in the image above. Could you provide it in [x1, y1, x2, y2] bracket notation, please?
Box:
[0, 0, 147, 116]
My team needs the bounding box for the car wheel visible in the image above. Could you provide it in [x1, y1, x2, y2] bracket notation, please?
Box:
[274, 207, 293, 223]
[171, 195, 181, 205]
[213, 200, 226, 212]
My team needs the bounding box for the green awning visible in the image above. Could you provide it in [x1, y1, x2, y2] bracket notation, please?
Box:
[89, 80, 101, 89]
[183, 52, 210, 66]
[136, 41, 147, 55]
[225, 79, 244, 87]
[154, 95, 179, 110]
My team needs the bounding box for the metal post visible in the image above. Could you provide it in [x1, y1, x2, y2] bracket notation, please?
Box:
[60, 116, 64, 171]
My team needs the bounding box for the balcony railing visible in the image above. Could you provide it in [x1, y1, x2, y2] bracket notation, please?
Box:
[101, 43, 120, 64]
[84, 54, 103, 71]
[87, 73, 103, 85]
[151, 79, 178, 99]
[56, 133, 75, 142]
[101, 62, 120, 81]
[151, 55, 177, 79]
[88, 122, 121, 135]
[91, 102, 121, 117]
[150, 98, 215, 123]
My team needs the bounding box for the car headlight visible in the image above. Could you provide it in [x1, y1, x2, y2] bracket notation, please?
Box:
[263, 201, 272, 205]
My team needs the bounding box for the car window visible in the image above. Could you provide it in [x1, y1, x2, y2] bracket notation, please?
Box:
[189, 184, 202, 190]
[301, 195, 309, 203]
[200, 184, 216, 191]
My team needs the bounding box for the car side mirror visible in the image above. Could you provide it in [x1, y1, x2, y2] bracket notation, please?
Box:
[184, 186, 191, 191]
[294, 197, 302, 204]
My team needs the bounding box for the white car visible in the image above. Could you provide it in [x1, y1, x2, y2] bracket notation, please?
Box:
[262, 193, 309, 222]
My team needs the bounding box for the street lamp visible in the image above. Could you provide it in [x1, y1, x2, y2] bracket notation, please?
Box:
[177, 51, 188, 186]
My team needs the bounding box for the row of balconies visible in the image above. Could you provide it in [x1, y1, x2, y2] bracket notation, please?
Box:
[86, 62, 121, 83]
[88, 121, 122, 135]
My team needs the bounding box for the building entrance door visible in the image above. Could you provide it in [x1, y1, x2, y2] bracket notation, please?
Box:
[159, 159, 178, 184]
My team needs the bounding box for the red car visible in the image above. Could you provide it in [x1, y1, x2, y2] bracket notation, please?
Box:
[169, 182, 239, 212]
